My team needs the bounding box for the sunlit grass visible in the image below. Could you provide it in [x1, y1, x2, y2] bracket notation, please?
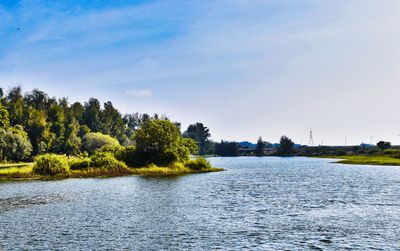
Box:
[328, 155, 400, 166]
[0, 161, 223, 181]
[0, 164, 35, 179]
[130, 164, 223, 176]
[0, 163, 33, 169]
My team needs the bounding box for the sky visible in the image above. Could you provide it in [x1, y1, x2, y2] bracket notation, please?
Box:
[1, 0, 400, 145]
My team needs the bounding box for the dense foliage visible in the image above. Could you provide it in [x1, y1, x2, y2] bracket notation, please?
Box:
[183, 123, 211, 155]
[0, 87, 172, 162]
[278, 136, 294, 156]
[32, 154, 69, 176]
[83, 132, 120, 154]
[134, 119, 198, 166]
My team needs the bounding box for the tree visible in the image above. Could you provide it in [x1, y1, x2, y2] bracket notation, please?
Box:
[0, 103, 10, 128]
[255, 137, 267, 156]
[47, 103, 66, 152]
[82, 132, 120, 154]
[377, 141, 391, 151]
[278, 136, 294, 156]
[183, 123, 211, 155]
[0, 125, 33, 162]
[101, 101, 125, 141]
[83, 98, 102, 132]
[134, 119, 193, 165]
[6, 87, 24, 125]
[215, 141, 240, 156]
[27, 108, 54, 155]
[63, 118, 82, 156]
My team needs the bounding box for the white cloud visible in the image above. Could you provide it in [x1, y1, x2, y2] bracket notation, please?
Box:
[125, 89, 152, 97]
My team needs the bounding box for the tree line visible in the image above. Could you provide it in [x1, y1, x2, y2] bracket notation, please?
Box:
[0, 87, 196, 162]
[0, 86, 299, 162]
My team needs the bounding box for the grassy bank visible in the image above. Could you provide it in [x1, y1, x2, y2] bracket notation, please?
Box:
[130, 165, 223, 176]
[0, 161, 223, 182]
[322, 155, 400, 166]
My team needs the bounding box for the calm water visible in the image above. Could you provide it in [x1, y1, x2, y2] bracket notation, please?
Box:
[1, 157, 400, 250]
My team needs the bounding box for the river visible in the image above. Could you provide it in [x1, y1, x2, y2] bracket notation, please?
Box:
[1, 157, 400, 250]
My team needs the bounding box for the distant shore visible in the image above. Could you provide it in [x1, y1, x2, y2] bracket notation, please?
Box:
[319, 155, 400, 166]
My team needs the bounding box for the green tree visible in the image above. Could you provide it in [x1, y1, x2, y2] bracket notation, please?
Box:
[6, 87, 24, 125]
[183, 123, 211, 155]
[48, 104, 66, 152]
[0, 125, 33, 162]
[27, 108, 54, 155]
[134, 119, 193, 165]
[83, 98, 102, 132]
[63, 117, 82, 156]
[0, 103, 10, 128]
[377, 141, 391, 151]
[101, 101, 126, 141]
[278, 136, 294, 156]
[82, 132, 120, 154]
[255, 137, 266, 156]
[215, 141, 240, 156]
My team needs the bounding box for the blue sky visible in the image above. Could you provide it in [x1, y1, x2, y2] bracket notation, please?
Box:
[1, 0, 400, 145]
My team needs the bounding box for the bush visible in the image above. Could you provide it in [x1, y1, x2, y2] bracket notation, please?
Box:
[118, 146, 141, 167]
[69, 158, 91, 170]
[33, 154, 69, 176]
[97, 145, 124, 158]
[185, 157, 212, 171]
[90, 152, 129, 171]
[82, 132, 120, 154]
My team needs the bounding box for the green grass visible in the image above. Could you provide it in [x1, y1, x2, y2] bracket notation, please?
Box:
[130, 164, 223, 176]
[0, 161, 223, 181]
[0, 163, 36, 180]
[323, 155, 400, 166]
[0, 163, 33, 169]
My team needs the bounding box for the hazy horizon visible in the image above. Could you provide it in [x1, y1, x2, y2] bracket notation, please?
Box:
[1, 0, 400, 145]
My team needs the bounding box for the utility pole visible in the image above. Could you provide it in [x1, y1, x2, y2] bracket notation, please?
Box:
[345, 137, 347, 146]
[308, 128, 314, 146]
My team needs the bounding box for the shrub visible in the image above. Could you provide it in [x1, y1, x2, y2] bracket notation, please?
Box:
[185, 157, 212, 171]
[69, 158, 91, 170]
[33, 154, 69, 176]
[97, 145, 124, 158]
[118, 146, 142, 167]
[90, 152, 129, 171]
[82, 132, 120, 154]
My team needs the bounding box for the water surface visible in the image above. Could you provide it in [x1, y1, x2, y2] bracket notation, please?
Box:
[1, 157, 400, 250]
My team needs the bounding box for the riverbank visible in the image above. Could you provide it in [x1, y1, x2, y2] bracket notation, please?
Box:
[0, 162, 223, 182]
[321, 155, 400, 166]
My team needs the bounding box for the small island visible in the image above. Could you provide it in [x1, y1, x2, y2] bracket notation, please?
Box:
[0, 87, 222, 181]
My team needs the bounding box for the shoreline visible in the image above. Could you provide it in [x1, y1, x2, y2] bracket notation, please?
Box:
[0, 163, 224, 183]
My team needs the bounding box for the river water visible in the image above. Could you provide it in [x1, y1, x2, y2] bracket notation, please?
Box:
[1, 157, 400, 250]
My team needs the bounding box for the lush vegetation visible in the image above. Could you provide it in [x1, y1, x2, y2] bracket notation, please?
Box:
[0, 87, 224, 180]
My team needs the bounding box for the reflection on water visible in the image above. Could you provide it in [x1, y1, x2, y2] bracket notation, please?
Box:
[1, 157, 400, 250]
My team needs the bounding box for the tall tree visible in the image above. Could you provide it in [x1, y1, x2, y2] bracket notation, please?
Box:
[6, 87, 24, 125]
[0, 103, 10, 128]
[278, 136, 294, 156]
[83, 98, 102, 132]
[184, 123, 211, 155]
[101, 101, 125, 140]
[255, 137, 266, 156]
